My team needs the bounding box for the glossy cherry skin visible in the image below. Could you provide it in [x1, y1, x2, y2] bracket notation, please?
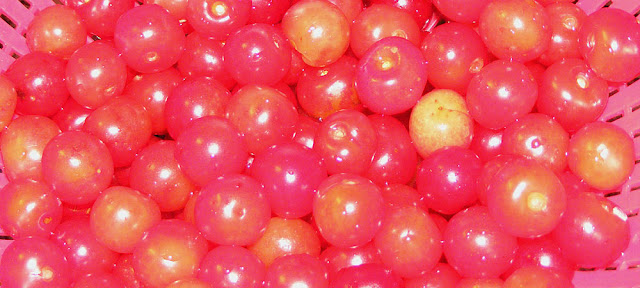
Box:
[226, 85, 298, 154]
[537, 3, 587, 66]
[0, 237, 70, 288]
[0, 180, 62, 239]
[83, 97, 153, 167]
[466, 60, 538, 129]
[174, 116, 249, 187]
[470, 123, 503, 163]
[370, 0, 432, 27]
[26, 5, 87, 59]
[356, 37, 428, 115]
[283, 49, 308, 86]
[410, 89, 474, 158]
[265, 253, 329, 288]
[504, 236, 576, 279]
[329, 263, 403, 288]
[124, 68, 183, 135]
[313, 110, 377, 175]
[432, 0, 489, 23]
[479, 0, 551, 62]
[421, 22, 490, 95]
[4, 52, 69, 117]
[129, 140, 197, 212]
[552, 191, 630, 268]
[281, 0, 350, 67]
[41, 131, 114, 205]
[52, 218, 119, 278]
[224, 24, 292, 85]
[250, 142, 327, 218]
[558, 170, 594, 196]
[477, 154, 528, 205]
[381, 184, 428, 211]
[248, 217, 322, 266]
[112, 254, 143, 288]
[166, 278, 212, 288]
[443, 206, 518, 278]
[198, 246, 266, 288]
[90, 186, 162, 253]
[51, 99, 93, 132]
[187, 0, 251, 40]
[579, 8, 640, 82]
[0, 75, 17, 130]
[165, 76, 232, 139]
[194, 174, 270, 245]
[76, 0, 136, 38]
[143, 0, 189, 23]
[366, 115, 418, 186]
[114, 4, 186, 73]
[0, 115, 60, 182]
[132, 220, 209, 288]
[296, 55, 361, 120]
[350, 5, 421, 59]
[177, 32, 236, 89]
[502, 113, 569, 173]
[249, 0, 291, 23]
[417, 147, 483, 215]
[320, 242, 383, 280]
[456, 278, 504, 288]
[374, 206, 442, 278]
[71, 273, 126, 288]
[487, 159, 567, 238]
[504, 266, 573, 288]
[293, 114, 320, 149]
[537, 58, 608, 132]
[404, 263, 461, 288]
[568, 122, 635, 190]
[313, 174, 384, 248]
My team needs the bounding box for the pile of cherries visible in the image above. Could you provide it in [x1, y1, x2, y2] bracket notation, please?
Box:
[0, 0, 639, 287]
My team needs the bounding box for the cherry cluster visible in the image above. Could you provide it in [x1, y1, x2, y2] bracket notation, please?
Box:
[0, 0, 639, 287]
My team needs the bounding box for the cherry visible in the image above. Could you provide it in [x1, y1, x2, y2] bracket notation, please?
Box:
[90, 186, 161, 253]
[283, 48, 308, 85]
[132, 219, 209, 288]
[249, 0, 291, 24]
[320, 242, 383, 280]
[143, 0, 189, 25]
[313, 109, 377, 175]
[477, 154, 528, 205]
[293, 114, 320, 149]
[478, 0, 551, 62]
[325, 0, 362, 22]
[456, 278, 504, 288]
[51, 99, 93, 132]
[409, 89, 474, 158]
[166, 278, 212, 288]
[41, 131, 114, 206]
[466, 60, 538, 130]
[0, 237, 70, 288]
[329, 263, 403, 288]
[404, 263, 461, 288]
[350, 4, 421, 59]
[187, 0, 252, 40]
[537, 3, 587, 66]
[26, 5, 87, 59]
[296, 55, 361, 120]
[114, 4, 186, 73]
[250, 142, 327, 218]
[381, 184, 428, 211]
[177, 32, 236, 89]
[504, 236, 576, 280]
[124, 68, 183, 135]
[503, 266, 573, 288]
[0, 75, 17, 130]
[4, 52, 69, 117]
[129, 140, 197, 212]
[52, 218, 119, 278]
[443, 206, 518, 278]
[502, 113, 569, 174]
[194, 174, 270, 245]
[0, 180, 62, 239]
[248, 217, 322, 266]
[470, 123, 503, 163]
[112, 254, 144, 288]
[0, 115, 60, 182]
[83, 97, 153, 168]
[551, 191, 630, 268]
[71, 273, 125, 288]
[356, 37, 428, 115]
[225, 84, 298, 154]
[265, 254, 329, 288]
[281, 0, 350, 67]
[198, 246, 266, 288]
[369, 0, 433, 27]
[579, 8, 640, 82]
[374, 206, 442, 278]
[432, 0, 489, 24]
[536, 58, 608, 132]
[224, 24, 291, 85]
[75, 0, 136, 38]
[165, 76, 231, 139]
[568, 122, 635, 191]
[365, 115, 418, 186]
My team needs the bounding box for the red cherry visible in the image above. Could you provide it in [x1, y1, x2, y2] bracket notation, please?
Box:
[0, 180, 62, 239]
[177, 32, 236, 89]
[187, 0, 252, 40]
[198, 246, 266, 288]
[26, 5, 87, 59]
[76, 0, 136, 38]
[0, 237, 70, 288]
[320, 242, 383, 280]
[265, 254, 329, 288]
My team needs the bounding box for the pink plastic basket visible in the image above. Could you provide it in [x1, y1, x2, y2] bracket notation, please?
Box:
[1, 0, 640, 286]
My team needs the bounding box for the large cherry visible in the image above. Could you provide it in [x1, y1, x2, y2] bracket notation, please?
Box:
[26, 5, 86, 59]
[0, 237, 70, 288]
[248, 217, 322, 266]
[365, 115, 418, 186]
[187, 0, 252, 40]
[198, 246, 266, 288]
[0, 180, 62, 239]
[177, 32, 236, 89]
